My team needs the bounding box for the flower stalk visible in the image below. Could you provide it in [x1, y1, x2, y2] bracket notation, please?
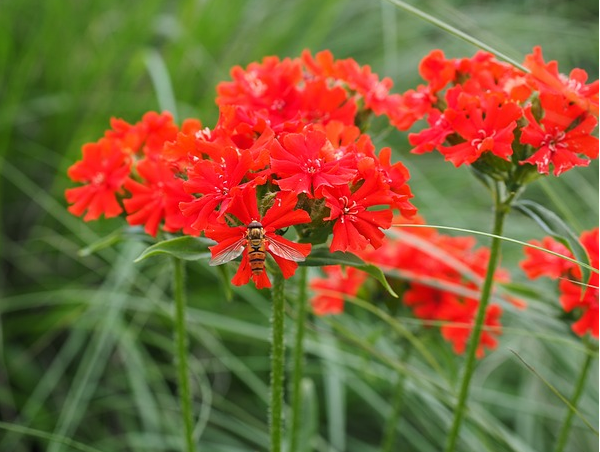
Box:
[444, 184, 510, 452]
[553, 339, 595, 452]
[172, 257, 196, 452]
[289, 266, 308, 452]
[270, 272, 286, 452]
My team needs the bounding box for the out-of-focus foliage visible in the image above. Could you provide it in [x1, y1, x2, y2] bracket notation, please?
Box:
[0, 0, 597, 451]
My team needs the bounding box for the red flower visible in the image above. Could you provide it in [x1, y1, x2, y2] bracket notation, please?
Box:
[418, 49, 456, 93]
[521, 228, 599, 338]
[106, 111, 179, 158]
[310, 266, 367, 315]
[561, 229, 599, 338]
[205, 187, 312, 289]
[520, 93, 599, 176]
[559, 278, 599, 338]
[123, 159, 196, 237]
[180, 147, 261, 231]
[161, 118, 206, 172]
[388, 85, 436, 131]
[440, 92, 522, 166]
[270, 130, 357, 196]
[105, 117, 144, 154]
[457, 51, 531, 102]
[440, 300, 503, 358]
[65, 138, 131, 221]
[357, 147, 417, 218]
[524, 46, 599, 117]
[520, 236, 573, 279]
[216, 56, 304, 127]
[322, 175, 393, 252]
[138, 111, 180, 158]
[332, 56, 403, 118]
[298, 78, 358, 126]
[408, 109, 454, 155]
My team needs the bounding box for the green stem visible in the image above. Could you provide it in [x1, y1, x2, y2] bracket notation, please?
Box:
[381, 346, 411, 452]
[289, 267, 308, 452]
[172, 257, 196, 452]
[444, 189, 509, 452]
[270, 273, 286, 452]
[553, 341, 595, 452]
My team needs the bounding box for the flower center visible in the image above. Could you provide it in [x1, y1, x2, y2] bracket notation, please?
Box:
[339, 196, 360, 223]
[560, 74, 583, 93]
[91, 173, 105, 185]
[195, 127, 212, 141]
[271, 99, 286, 110]
[470, 129, 493, 150]
[434, 115, 449, 128]
[372, 82, 389, 100]
[303, 158, 323, 174]
[215, 174, 230, 195]
[541, 131, 567, 153]
[245, 72, 267, 97]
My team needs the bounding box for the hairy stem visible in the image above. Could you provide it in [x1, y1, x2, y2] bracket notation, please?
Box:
[444, 190, 508, 452]
[270, 273, 286, 452]
[172, 257, 196, 452]
[289, 267, 308, 452]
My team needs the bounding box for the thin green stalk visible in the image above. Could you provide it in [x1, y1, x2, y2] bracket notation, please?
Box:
[553, 341, 595, 452]
[380, 346, 411, 452]
[289, 267, 308, 452]
[384, 0, 527, 71]
[444, 190, 509, 452]
[270, 273, 286, 452]
[172, 257, 196, 452]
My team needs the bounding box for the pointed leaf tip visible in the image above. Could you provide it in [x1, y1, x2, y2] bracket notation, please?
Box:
[134, 236, 215, 262]
[300, 248, 398, 298]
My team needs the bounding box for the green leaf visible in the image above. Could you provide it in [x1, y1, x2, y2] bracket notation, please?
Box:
[78, 226, 146, 257]
[134, 236, 214, 262]
[216, 264, 234, 302]
[514, 199, 591, 286]
[300, 247, 398, 298]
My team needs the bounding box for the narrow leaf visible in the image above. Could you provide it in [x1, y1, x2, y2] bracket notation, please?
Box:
[299, 378, 318, 452]
[384, 0, 526, 71]
[216, 264, 234, 302]
[510, 349, 599, 435]
[134, 236, 214, 262]
[0, 421, 103, 452]
[300, 248, 398, 297]
[78, 226, 146, 257]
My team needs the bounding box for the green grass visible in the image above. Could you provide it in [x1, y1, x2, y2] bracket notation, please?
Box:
[1, 0, 598, 451]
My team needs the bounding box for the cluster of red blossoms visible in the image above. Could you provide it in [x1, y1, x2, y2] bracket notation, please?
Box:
[65, 51, 417, 288]
[310, 218, 518, 358]
[400, 47, 599, 176]
[521, 228, 599, 338]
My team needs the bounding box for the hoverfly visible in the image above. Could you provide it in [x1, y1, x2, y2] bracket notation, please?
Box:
[209, 220, 307, 275]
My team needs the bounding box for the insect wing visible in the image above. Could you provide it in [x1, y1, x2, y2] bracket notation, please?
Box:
[209, 237, 246, 266]
[267, 235, 307, 262]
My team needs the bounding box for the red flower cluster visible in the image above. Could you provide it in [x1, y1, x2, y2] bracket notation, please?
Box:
[310, 218, 516, 357]
[66, 51, 417, 287]
[65, 112, 198, 236]
[521, 228, 599, 338]
[400, 47, 599, 176]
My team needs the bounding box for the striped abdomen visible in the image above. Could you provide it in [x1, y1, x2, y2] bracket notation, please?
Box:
[246, 221, 266, 275]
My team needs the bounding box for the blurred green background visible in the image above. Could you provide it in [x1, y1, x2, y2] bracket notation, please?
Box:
[0, 0, 598, 451]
